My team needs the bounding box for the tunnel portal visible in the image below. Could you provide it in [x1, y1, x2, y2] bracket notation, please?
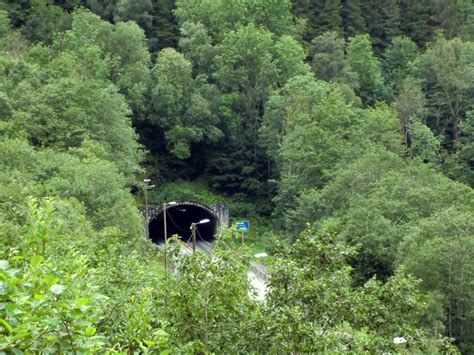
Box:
[148, 203, 219, 244]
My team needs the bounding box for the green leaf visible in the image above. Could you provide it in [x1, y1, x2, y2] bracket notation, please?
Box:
[44, 274, 59, 286]
[143, 339, 156, 347]
[85, 327, 96, 336]
[5, 304, 17, 312]
[0, 318, 13, 334]
[30, 255, 44, 268]
[75, 297, 89, 307]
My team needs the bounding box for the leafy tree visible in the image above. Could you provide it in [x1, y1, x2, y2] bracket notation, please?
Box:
[401, 208, 474, 353]
[317, 0, 343, 35]
[1, 65, 142, 179]
[55, 9, 151, 113]
[302, 148, 474, 284]
[213, 24, 308, 138]
[458, 0, 474, 40]
[417, 34, 474, 148]
[0, 9, 11, 46]
[359, 104, 403, 154]
[86, 0, 115, 21]
[256, 227, 455, 353]
[0, 0, 31, 28]
[150, 48, 222, 159]
[175, 0, 293, 39]
[453, 110, 474, 186]
[104, 21, 151, 113]
[178, 21, 216, 77]
[346, 34, 386, 105]
[406, 120, 440, 163]
[155, 233, 258, 353]
[310, 31, 347, 82]
[113, 0, 153, 34]
[395, 77, 431, 153]
[273, 34, 311, 86]
[0, 194, 175, 352]
[21, 1, 71, 44]
[383, 36, 419, 95]
[261, 75, 366, 223]
[213, 24, 278, 122]
[431, 0, 470, 40]
[82, 0, 179, 51]
[0, 198, 107, 353]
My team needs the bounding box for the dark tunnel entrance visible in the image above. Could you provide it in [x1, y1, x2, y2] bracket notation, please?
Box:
[148, 203, 218, 244]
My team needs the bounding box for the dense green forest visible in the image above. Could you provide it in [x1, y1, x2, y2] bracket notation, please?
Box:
[0, 0, 473, 352]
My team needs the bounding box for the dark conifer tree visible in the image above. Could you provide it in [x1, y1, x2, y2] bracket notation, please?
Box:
[318, 0, 343, 35]
[341, 0, 366, 39]
[398, 0, 434, 47]
[292, 0, 342, 42]
[362, 0, 401, 53]
[150, 0, 179, 51]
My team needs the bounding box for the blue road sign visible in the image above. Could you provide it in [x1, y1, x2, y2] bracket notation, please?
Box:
[236, 220, 249, 232]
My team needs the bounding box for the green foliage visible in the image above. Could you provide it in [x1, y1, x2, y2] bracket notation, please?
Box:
[0, 10, 147, 181]
[156, 234, 257, 353]
[172, 3, 309, 199]
[362, 0, 400, 53]
[383, 36, 419, 95]
[292, 0, 343, 43]
[401, 208, 474, 353]
[257, 227, 455, 353]
[407, 120, 440, 163]
[290, 147, 474, 350]
[175, 0, 293, 39]
[417, 34, 474, 148]
[178, 21, 215, 76]
[395, 77, 427, 148]
[325, 150, 473, 279]
[22, 2, 71, 44]
[150, 48, 221, 159]
[346, 34, 386, 105]
[113, 0, 153, 32]
[262, 75, 400, 227]
[310, 31, 347, 82]
[147, 179, 225, 205]
[0, 199, 107, 352]
[450, 110, 474, 186]
[398, 0, 434, 47]
[2, 1, 474, 352]
[0, 194, 178, 353]
[340, 0, 366, 38]
[57, 9, 152, 113]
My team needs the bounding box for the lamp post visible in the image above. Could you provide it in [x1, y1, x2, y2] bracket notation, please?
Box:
[143, 179, 155, 239]
[190, 219, 210, 253]
[163, 201, 177, 271]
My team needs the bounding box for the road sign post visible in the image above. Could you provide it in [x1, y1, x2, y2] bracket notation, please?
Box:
[236, 220, 249, 244]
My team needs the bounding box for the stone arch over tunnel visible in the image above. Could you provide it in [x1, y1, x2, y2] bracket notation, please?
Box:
[148, 203, 219, 244]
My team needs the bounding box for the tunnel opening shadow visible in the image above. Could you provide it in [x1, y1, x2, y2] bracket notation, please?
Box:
[148, 204, 218, 245]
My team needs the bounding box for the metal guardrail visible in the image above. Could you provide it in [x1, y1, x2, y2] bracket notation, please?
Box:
[174, 236, 271, 283]
[204, 237, 271, 282]
[249, 261, 271, 282]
